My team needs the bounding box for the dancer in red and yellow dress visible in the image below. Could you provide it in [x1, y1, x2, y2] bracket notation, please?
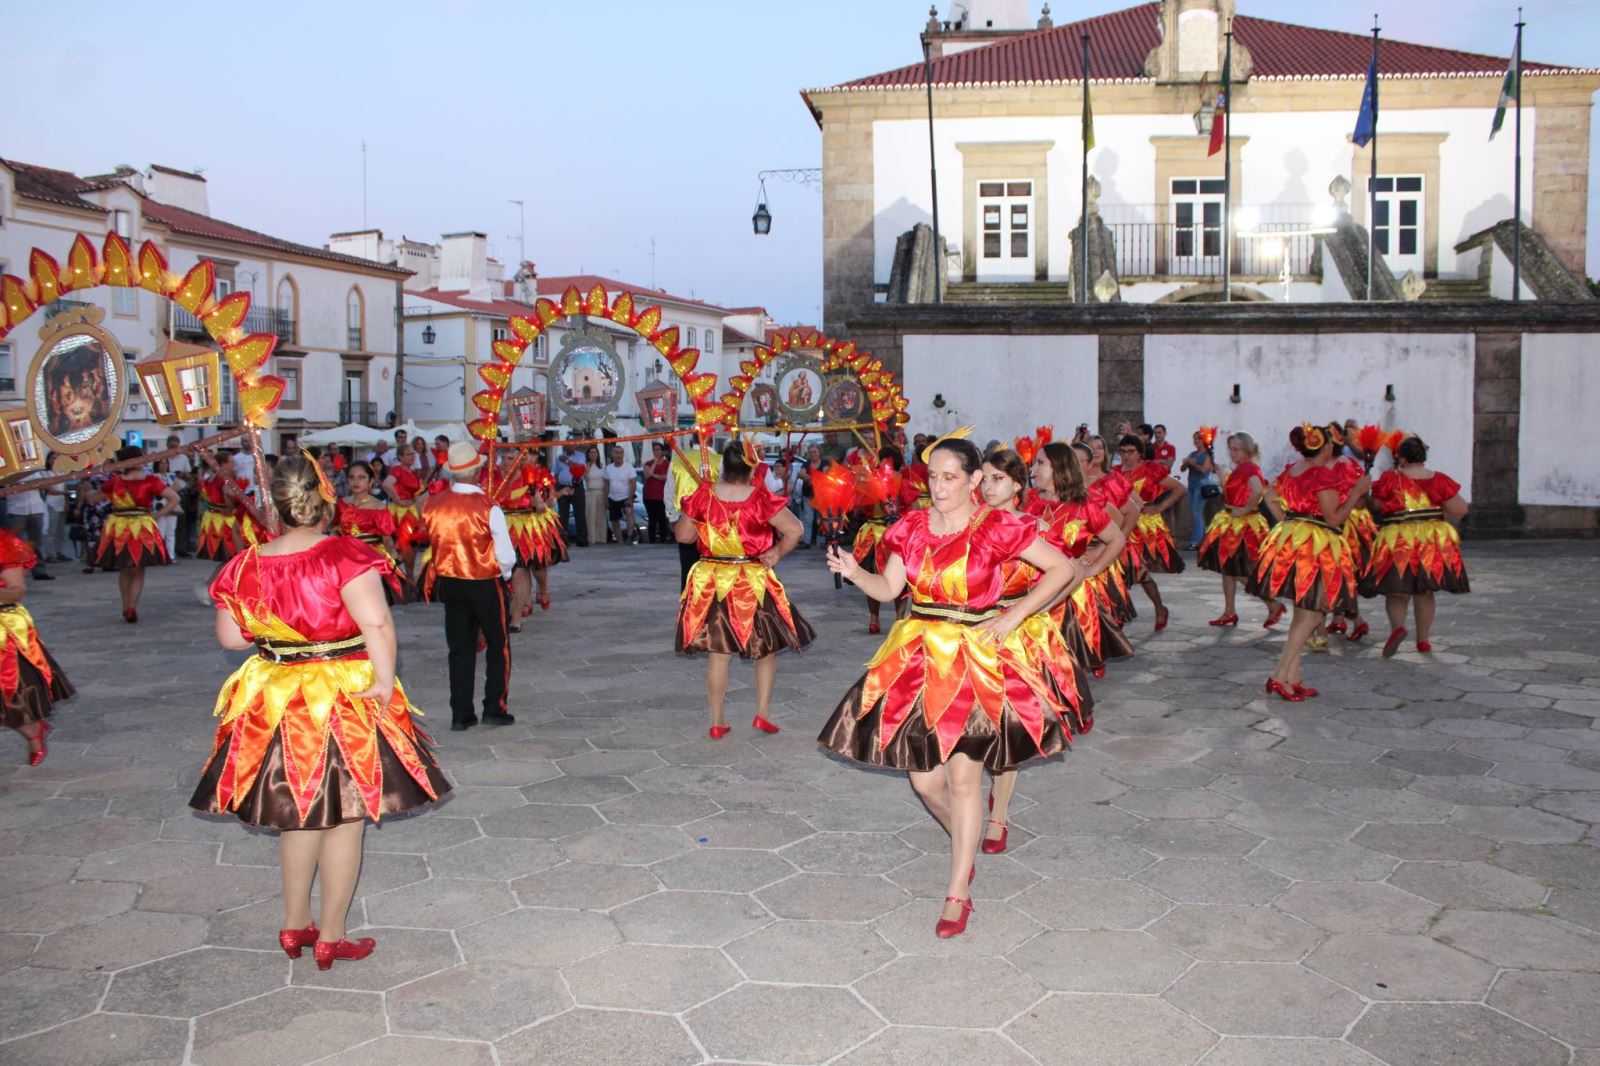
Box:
[676, 443, 812, 739]
[1364, 435, 1470, 657]
[1197, 431, 1286, 628]
[334, 460, 408, 603]
[1115, 434, 1186, 631]
[1079, 438, 1140, 629]
[488, 449, 537, 625]
[190, 456, 449, 971]
[1326, 452, 1376, 643]
[1249, 422, 1370, 701]
[520, 458, 568, 612]
[0, 530, 73, 765]
[1033, 443, 1130, 677]
[383, 450, 425, 583]
[979, 446, 1092, 857]
[819, 435, 1080, 938]
[90, 446, 180, 623]
[197, 460, 248, 562]
[852, 447, 907, 635]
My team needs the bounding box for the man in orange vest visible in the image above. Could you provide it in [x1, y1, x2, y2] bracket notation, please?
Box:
[423, 441, 517, 731]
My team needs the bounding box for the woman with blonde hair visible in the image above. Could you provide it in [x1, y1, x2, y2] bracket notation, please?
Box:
[1197, 431, 1285, 628]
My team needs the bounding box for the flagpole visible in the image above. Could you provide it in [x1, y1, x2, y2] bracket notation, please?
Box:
[1081, 31, 1092, 304]
[1222, 25, 1233, 303]
[1367, 14, 1380, 301]
[921, 37, 943, 304]
[1512, 8, 1524, 302]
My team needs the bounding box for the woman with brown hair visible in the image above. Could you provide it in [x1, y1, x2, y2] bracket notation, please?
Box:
[1078, 438, 1140, 628]
[1038, 442, 1131, 676]
[89, 446, 180, 622]
[1114, 434, 1186, 632]
[1197, 431, 1286, 628]
[1364, 435, 1470, 656]
[190, 455, 449, 969]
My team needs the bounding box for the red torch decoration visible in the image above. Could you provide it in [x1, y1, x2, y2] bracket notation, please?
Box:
[811, 464, 859, 588]
[1384, 429, 1406, 462]
[1355, 424, 1387, 471]
[1198, 425, 1218, 453]
[1035, 424, 1054, 447]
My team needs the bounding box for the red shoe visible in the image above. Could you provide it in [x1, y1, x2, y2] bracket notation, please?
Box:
[1092, 665, 1105, 679]
[1292, 683, 1320, 699]
[26, 722, 50, 766]
[1382, 627, 1408, 659]
[1265, 678, 1306, 702]
[752, 715, 781, 735]
[536, 590, 550, 611]
[1208, 614, 1239, 627]
[1416, 641, 1433, 653]
[278, 923, 320, 958]
[868, 621, 881, 635]
[982, 820, 1009, 854]
[122, 607, 138, 624]
[313, 937, 376, 970]
[1347, 622, 1369, 643]
[1154, 606, 1169, 633]
[709, 725, 732, 740]
[935, 896, 974, 938]
[1264, 602, 1287, 628]
[520, 604, 533, 618]
[1327, 619, 1348, 635]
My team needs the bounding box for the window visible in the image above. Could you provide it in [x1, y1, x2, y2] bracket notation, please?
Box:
[686, 326, 697, 348]
[112, 209, 132, 240]
[177, 364, 213, 411]
[215, 277, 233, 298]
[113, 287, 139, 316]
[977, 180, 1033, 273]
[492, 326, 510, 343]
[276, 277, 298, 343]
[1369, 175, 1425, 272]
[0, 342, 13, 394]
[346, 288, 364, 350]
[704, 329, 715, 354]
[1170, 178, 1226, 265]
[533, 334, 548, 362]
[279, 362, 301, 406]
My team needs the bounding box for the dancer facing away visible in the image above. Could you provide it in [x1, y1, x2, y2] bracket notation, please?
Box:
[1196, 431, 1286, 628]
[334, 460, 408, 603]
[89, 445, 180, 623]
[1032, 442, 1130, 675]
[980, 446, 1093, 856]
[1363, 435, 1470, 656]
[523, 453, 568, 612]
[853, 446, 907, 635]
[819, 434, 1080, 938]
[489, 447, 538, 626]
[675, 442, 812, 738]
[1080, 436, 1141, 627]
[1327, 450, 1376, 643]
[1251, 422, 1370, 702]
[0, 527, 73, 765]
[196, 454, 247, 562]
[1115, 434, 1186, 632]
[189, 456, 449, 969]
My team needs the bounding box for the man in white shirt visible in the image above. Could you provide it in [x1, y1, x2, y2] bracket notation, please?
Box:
[5, 472, 53, 579]
[166, 433, 196, 556]
[603, 445, 638, 546]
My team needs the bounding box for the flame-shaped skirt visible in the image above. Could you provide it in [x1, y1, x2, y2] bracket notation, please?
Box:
[1197, 510, 1270, 578]
[1247, 515, 1357, 614]
[1360, 513, 1470, 597]
[676, 558, 815, 660]
[0, 604, 73, 728]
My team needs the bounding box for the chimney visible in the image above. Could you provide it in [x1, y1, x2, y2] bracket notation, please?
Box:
[439, 231, 490, 296]
[145, 165, 210, 215]
[513, 261, 538, 305]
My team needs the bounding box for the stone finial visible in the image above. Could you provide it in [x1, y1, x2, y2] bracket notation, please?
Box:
[1086, 175, 1102, 216]
[1329, 174, 1352, 215]
[1094, 270, 1119, 302]
[1400, 270, 1426, 301]
[1038, 3, 1053, 29]
[926, 4, 941, 32]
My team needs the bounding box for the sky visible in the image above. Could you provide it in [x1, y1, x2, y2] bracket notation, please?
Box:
[3, 1, 1597, 323]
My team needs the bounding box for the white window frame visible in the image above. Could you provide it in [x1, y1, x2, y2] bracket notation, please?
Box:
[0, 341, 14, 395]
[1169, 177, 1227, 273]
[704, 329, 715, 353]
[112, 209, 133, 240]
[686, 326, 697, 348]
[112, 286, 139, 317]
[976, 179, 1035, 280]
[1370, 174, 1425, 275]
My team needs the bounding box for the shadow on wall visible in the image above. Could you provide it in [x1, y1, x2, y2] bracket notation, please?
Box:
[1272, 148, 1313, 208]
[875, 196, 933, 279]
[1459, 193, 1515, 258]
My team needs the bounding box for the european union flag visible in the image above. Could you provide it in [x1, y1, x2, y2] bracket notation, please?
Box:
[1352, 51, 1378, 148]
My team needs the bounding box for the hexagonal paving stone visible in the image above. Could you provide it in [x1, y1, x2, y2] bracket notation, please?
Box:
[1387, 860, 1548, 909]
[1010, 877, 1173, 931]
[449, 758, 562, 788]
[1128, 819, 1261, 857]
[564, 944, 740, 1011]
[1431, 909, 1600, 970]
[555, 749, 664, 777]
[0, 880, 139, 935]
[457, 908, 619, 969]
[192, 987, 385, 1066]
[1548, 888, 1600, 933]
[72, 839, 219, 883]
[3, 853, 76, 892]
[835, 1026, 1038, 1066]
[857, 955, 1044, 1027]
[684, 809, 815, 849]
[429, 837, 564, 881]
[1135, 858, 1290, 905]
[135, 864, 282, 917]
[1274, 881, 1438, 934]
[560, 823, 693, 865]
[1305, 932, 1495, 1000]
[0, 965, 107, 1041]
[1448, 805, 1587, 844]
[1013, 835, 1158, 880]
[0, 1012, 188, 1065]
[496, 1008, 701, 1066]
[779, 831, 919, 875]
[291, 926, 463, 992]
[686, 983, 881, 1063]
[801, 795, 927, 832]
[597, 791, 719, 826]
[32, 909, 208, 972]
[1112, 788, 1238, 820]
[725, 920, 896, 984]
[1351, 823, 1494, 861]
[1200, 1036, 1399, 1065]
[1224, 802, 1362, 840]
[510, 861, 659, 910]
[651, 847, 796, 892]
[1007, 992, 1218, 1066]
[1009, 929, 1191, 993]
[520, 774, 638, 805]
[1248, 839, 1398, 881]
[1148, 904, 1321, 962]
[1409, 774, 1536, 806]
[106, 946, 286, 1018]
[1350, 1003, 1566, 1066]
[1164, 962, 1362, 1037]
[611, 889, 770, 946]
[365, 878, 516, 930]
[476, 803, 604, 840]
[387, 962, 570, 1042]
[1319, 787, 1455, 823]
[1011, 800, 1144, 839]
[1488, 970, 1600, 1048]
[318, 1036, 496, 1065]
[758, 872, 910, 922]
[1490, 841, 1600, 887]
[872, 898, 1043, 957]
[364, 813, 482, 852]
[18, 814, 159, 856]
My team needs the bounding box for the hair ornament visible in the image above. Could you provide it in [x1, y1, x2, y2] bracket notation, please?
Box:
[921, 425, 975, 464]
[300, 448, 336, 504]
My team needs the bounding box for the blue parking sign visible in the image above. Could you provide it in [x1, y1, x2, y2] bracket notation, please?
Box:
[124, 430, 143, 449]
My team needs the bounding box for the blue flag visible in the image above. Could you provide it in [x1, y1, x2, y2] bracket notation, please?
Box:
[1352, 51, 1378, 147]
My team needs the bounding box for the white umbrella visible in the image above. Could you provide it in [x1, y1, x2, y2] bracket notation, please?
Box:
[395, 420, 468, 443]
[300, 423, 386, 447]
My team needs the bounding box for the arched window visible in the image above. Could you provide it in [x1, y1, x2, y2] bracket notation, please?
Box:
[346, 287, 365, 351]
[275, 276, 298, 345]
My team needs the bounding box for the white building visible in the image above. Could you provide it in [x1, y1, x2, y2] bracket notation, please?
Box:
[0, 158, 408, 455]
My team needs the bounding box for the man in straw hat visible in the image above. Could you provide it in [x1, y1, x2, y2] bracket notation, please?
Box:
[423, 441, 517, 731]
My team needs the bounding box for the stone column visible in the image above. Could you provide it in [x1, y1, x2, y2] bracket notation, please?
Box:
[1098, 334, 1145, 439]
[1469, 331, 1524, 534]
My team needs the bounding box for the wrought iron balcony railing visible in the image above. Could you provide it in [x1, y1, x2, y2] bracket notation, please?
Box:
[172, 304, 296, 344]
[339, 400, 379, 425]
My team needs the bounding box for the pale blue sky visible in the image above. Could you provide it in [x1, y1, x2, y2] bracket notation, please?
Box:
[3, 1, 1595, 321]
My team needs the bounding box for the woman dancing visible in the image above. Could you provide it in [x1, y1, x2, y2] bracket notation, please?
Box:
[676, 443, 812, 738]
[1197, 432, 1286, 628]
[853, 446, 906, 635]
[1036, 443, 1130, 676]
[90, 446, 180, 622]
[978, 446, 1093, 856]
[1115, 434, 1186, 631]
[335, 460, 408, 603]
[1079, 437, 1140, 628]
[1363, 435, 1469, 656]
[190, 456, 449, 970]
[523, 455, 568, 612]
[196, 456, 247, 562]
[819, 435, 1079, 937]
[1327, 450, 1376, 643]
[1250, 422, 1370, 701]
[489, 448, 537, 625]
[0, 527, 73, 765]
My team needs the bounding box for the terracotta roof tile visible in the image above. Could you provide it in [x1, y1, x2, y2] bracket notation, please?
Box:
[406, 288, 531, 317]
[1, 158, 108, 212]
[139, 198, 409, 275]
[722, 324, 764, 347]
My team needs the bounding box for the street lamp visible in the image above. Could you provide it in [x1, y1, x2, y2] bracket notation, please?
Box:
[750, 169, 821, 236]
[752, 198, 772, 235]
[421, 325, 436, 345]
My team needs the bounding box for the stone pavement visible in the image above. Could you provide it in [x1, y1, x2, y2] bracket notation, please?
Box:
[0, 539, 1597, 1066]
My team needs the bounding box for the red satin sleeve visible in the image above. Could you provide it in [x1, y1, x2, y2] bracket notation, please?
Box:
[1425, 473, 1462, 504]
[976, 507, 1038, 560]
[0, 529, 37, 571]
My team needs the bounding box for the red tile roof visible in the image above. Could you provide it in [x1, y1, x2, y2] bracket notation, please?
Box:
[817, 2, 1587, 92]
[407, 288, 532, 318]
[149, 164, 206, 181]
[139, 198, 409, 275]
[722, 324, 765, 347]
[1, 158, 110, 212]
[535, 274, 732, 314]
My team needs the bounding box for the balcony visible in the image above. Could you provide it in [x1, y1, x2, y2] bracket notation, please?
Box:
[172, 304, 296, 344]
[339, 400, 379, 425]
[347, 327, 364, 352]
[1103, 205, 1321, 281]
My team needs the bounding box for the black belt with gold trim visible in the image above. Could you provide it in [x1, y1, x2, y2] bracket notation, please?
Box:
[1282, 511, 1342, 533]
[702, 554, 755, 564]
[1382, 508, 1445, 525]
[353, 533, 383, 545]
[254, 635, 367, 664]
[111, 509, 151, 517]
[910, 603, 1000, 625]
[206, 505, 236, 516]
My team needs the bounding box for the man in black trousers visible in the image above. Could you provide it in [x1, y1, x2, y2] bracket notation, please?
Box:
[422, 441, 517, 731]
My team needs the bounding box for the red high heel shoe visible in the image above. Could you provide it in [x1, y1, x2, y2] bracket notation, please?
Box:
[536, 590, 550, 610]
[1416, 641, 1433, 653]
[1208, 614, 1239, 627]
[122, 607, 138, 624]
[1092, 665, 1105, 679]
[313, 937, 376, 970]
[1265, 679, 1305, 702]
[935, 896, 974, 938]
[982, 819, 1009, 854]
[26, 722, 51, 766]
[1154, 606, 1169, 632]
[752, 715, 781, 735]
[1382, 627, 1408, 659]
[867, 620, 881, 635]
[709, 725, 732, 740]
[1347, 622, 1369, 642]
[1264, 602, 1287, 628]
[278, 923, 320, 958]
[1292, 683, 1320, 699]
[1327, 619, 1348, 635]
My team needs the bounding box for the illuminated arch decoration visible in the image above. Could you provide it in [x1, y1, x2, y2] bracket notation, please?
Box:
[714, 328, 910, 434]
[0, 233, 287, 444]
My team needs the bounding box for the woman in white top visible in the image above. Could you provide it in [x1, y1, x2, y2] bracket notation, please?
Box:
[582, 445, 607, 546]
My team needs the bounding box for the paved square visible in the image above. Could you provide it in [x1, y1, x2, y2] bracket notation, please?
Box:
[1, 539, 1596, 1064]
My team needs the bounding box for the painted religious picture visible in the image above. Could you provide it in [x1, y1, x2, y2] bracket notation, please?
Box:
[31, 325, 124, 454]
[549, 328, 626, 427]
[750, 383, 777, 422]
[823, 378, 865, 423]
[774, 357, 824, 422]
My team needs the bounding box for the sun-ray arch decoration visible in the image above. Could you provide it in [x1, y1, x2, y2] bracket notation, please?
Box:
[714, 327, 910, 435]
[0, 232, 287, 441]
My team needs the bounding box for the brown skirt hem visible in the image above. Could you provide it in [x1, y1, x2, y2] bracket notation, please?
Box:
[1, 646, 74, 729]
[1359, 568, 1470, 598]
[676, 595, 816, 660]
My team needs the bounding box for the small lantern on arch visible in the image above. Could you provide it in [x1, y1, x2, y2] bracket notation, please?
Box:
[635, 376, 679, 432]
[0, 407, 45, 479]
[507, 386, 547, 441]
[135, 339, 222, 424]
